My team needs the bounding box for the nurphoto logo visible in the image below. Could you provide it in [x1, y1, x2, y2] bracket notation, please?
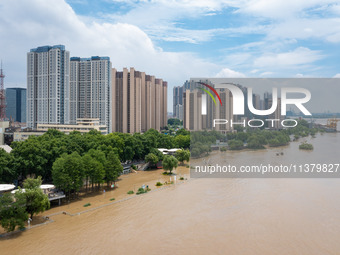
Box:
[198, 82, 312, 128]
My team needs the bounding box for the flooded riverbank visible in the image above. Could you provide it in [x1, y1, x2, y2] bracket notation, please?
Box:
[1, 134, 339, 255]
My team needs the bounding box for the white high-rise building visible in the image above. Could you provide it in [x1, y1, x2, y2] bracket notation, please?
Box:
[27, 45, 70, 129]
[70, 56, 112, 132]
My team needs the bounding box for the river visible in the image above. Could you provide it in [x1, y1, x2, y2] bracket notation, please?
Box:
[1, 133, 339, 255]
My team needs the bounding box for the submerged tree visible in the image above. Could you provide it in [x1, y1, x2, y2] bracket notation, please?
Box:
[0, 193, 28, 232]
[104, 151, 123, 187]
[52, 152, 85, 197]
[20, 177, 50, 219]
[162, 155, 178, 174]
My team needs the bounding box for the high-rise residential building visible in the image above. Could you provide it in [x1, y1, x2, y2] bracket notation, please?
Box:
[161, 81, 168, 128]
[144, 74, 155, 131]
[173, 80, 202, 120]
[112, 67, 167, 133]
[175, 104, 183, 121]
[27, 45, 70, 129]
[183, 90, 201, 131]
[5, 88, 26, 123]
[253, 94, 261, 111]
[70, 56, 112, 132]
[183, 81, 233, 132]
[173, 86, 183, 115]
[112, 67, 141, 133]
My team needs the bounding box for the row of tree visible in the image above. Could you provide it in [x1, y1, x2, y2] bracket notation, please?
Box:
[0, 128, 191, 184]
[52, 150, 123, 198]
[190, 120, 318, 156]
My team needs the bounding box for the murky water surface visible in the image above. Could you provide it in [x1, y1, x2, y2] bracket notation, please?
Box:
[1, 133, 339, 255]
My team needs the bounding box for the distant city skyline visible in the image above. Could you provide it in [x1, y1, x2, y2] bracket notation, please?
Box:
[1, 0, 340, 111]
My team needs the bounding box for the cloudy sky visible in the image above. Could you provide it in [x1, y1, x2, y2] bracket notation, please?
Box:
[0, 0, 340, 110]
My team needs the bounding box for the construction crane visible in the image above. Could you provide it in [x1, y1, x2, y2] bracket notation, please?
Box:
[326, 118, 340, 131]
[0, 61, 6, 120]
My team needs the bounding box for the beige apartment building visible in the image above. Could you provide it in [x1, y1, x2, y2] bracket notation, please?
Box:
[183, 88, 233, 132]
[112, 68, 167, 133]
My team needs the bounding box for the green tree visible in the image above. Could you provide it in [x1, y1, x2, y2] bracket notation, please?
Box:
[11, 137, 49, 180]
[236, 132, 249, 142]
[149, 148, 164, 161]
[176, 128, 190, 136]
[228, 140, 244, 150]
[18, 180, 50, 220]
[247, 135, 265, 149]
[23, 176, 42, 189]
[233, 125, 244, 133]
[175, 149, 190, 165]
[21, 177, 50, 219]
[168, 118, 181, 126]
[175, 135, 190, 149]
[145, 153, 159, 166]
[0, 193, 28, 232]
[52, 152, 85, 197]
[104, 151, 123, 187]
[0, 149, 16, 183]
[162, 155, 178, 174]
[158, 134, 175, 149]
[86, 149, 106, 190]
[83, 154, 100, 192]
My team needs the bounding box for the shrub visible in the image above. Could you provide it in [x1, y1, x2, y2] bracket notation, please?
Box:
[136, 187, 147, 195]
[83, 203, 91, 207]
[228, 140, 244, 150]
[110, 198, 115, 201]
[179, 177, 184, 180]
[127, 190, 134, 194]
[299, 142, 314, 150]
[155, 182, 163, 186]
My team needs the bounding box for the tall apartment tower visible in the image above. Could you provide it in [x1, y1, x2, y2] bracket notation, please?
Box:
[183, 86, 233, 132]
[143, 74, 156, 132]
[112, 68, 141, 133]
[173, 80, 196, 120]
[5, 88, 26, 123]
[27, 45, 70, 129]
[70, 56, 111, 132]
[161, 81, 168, 128]
[112, 68, 167, 133]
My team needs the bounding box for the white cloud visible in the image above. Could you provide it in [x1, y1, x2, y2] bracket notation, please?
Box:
[333, 73, 340, 78]
[1, 0, 339, 107]
[253, 47, 324, 69]
[238, 0, 339, 19]
[215, 68, 246, 78]
[0, 0, 222, 88]
[266, 18, 340, 43]
[259, 71, 273, 77]
[250, 69, 259, 74]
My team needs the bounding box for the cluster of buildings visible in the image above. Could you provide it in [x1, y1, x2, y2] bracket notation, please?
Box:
[1, 45, 168, 145]
[173, 79, 284, 131]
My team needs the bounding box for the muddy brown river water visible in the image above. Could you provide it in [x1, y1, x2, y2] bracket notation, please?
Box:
[1, 133, 340, 255]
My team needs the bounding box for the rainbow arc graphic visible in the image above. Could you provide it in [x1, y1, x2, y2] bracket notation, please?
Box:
[198, 82, 223, 106]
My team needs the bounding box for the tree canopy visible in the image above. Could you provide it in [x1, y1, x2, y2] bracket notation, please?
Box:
[175, 149, 190, 165]
[162, 155, 178, 174]
[0, 193, 28, 232]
